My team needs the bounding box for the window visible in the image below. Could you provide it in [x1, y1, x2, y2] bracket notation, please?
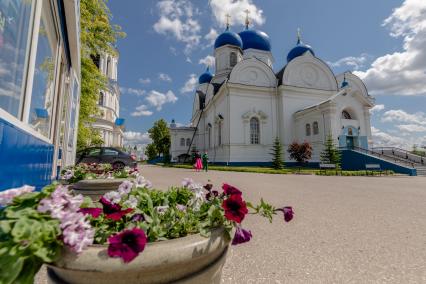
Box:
[342, 110, 352, 119]
[103, 148, 119, 156]
[91, 54, 100, 69]
[87, 148, 101, 157]
[186, 138, 191, 146]
[348, 128, 353, 136]
[313, 121, 319, 135]
[98, 92, 104, 106]
[218, 122, 222, 146]
[306, 124, 311, 136]
[29, 2, 58, 138]
[208, 127, 211, 148]
[68, 77, 78, 147]
[250, 117, 260, 144]
[180, 138, 185, 146]
[230, 52, 237, 67]
[107, 57, 111, 77]
[0, 0, 33, 117]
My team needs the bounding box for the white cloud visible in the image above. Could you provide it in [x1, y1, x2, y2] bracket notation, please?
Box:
[354, 0, 426, 96]
[209, 0, 265, 27]
[158, 73, 172, 82]
[327, 53, 371, 70]
[120, 87, 146, 96]
[199, 55, 215, 67]
[145, 90, 178, 111]
[138, 78, 151, 84]
[370, 104, 385, 113]
[153, 0, 201, 54]
[396, 124, 426, 133]
[371, 127, 410, 148]
[204, 28, 218, 46]
[381, 109, 426, 125]
[180, 74, 198, 94]
[131, 105, 153, 117]
[123, 131, 152, 146]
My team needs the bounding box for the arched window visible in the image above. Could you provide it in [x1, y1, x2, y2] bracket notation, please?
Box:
[208, 127, 211, 148]
[313, 121, 319, 135]
[342, 110, 352, 119]
[186, 138, 191, 146]
[218, 122, 222, 146]
[230, 52, 237, 67]
[306, 123, 311, 136]
[98, 92, 104, 106]
[106, 57, 111, 77]
[250, 117, 260, 144]
[180, 138, 185, 147]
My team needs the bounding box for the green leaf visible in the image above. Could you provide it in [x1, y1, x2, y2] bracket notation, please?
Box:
[0, 251, 24, 284]
[12, 257, 43, 284]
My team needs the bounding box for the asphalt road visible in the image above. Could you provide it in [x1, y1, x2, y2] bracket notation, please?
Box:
[36, 165, 426, 283]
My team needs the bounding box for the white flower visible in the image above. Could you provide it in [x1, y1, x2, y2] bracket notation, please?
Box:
[123, 195, 138, 209]
[181, 178, 194, 188]
[156, 205, 169, 214]
[0, 185, 35, 206]
[135, 176, 152, 189]
[118, 180, 133, 195]
[103, 191, 122, 204]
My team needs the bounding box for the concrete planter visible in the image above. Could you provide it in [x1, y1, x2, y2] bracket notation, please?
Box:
[71, 179, 127, 200]
[47, 228, 229, 284]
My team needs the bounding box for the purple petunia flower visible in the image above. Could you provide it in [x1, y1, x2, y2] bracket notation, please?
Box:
[99, 197, 133, 221]
[118, 181, 133, 195]
[108, 228, 147, 263]
[277, 206, 294, 222]
[232, 226, 252, 245]
[131, 213, 145, 222]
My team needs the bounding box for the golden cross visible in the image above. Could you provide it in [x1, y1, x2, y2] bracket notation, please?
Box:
[297, 27, 302, 42]
[244, 9, 250, 28]
[225, 14, 231, 29]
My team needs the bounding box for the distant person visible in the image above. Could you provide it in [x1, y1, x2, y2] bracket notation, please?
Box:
[194, 152, 203, 172]
[202, 152, 209, 172]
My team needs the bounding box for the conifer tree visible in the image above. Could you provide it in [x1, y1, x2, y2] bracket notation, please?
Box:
[271, 137, 284, 169]
[320, 134, 341, 167]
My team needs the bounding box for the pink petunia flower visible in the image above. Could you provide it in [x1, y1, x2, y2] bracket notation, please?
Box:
[232, 226, 252, 245]
[0, 185, 35, 206]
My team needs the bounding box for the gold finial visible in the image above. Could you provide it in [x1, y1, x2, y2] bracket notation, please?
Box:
[297, 27, 302, 43]
[225, 13, 231, 29]
[244, 9, 250, 28]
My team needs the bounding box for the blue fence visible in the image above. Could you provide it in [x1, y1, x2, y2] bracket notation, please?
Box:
[0, 118, 54, 191]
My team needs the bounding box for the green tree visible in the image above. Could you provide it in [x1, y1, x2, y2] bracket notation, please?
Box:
[147, 119, 171, 160]
[145, 143, 158, 161]
[320, 134, 341, 167]
[270, 137, 283, 169]
[77, 0, 125, 150]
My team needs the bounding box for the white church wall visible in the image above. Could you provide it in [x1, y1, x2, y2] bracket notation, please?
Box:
[242, 49, 274, 68]
[229, 58, 276, 88]
[279, 86, 335, 159]
[282, 53, 338, 91]
[227, 85, 277, 162]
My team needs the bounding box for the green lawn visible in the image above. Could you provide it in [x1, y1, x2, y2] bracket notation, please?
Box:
[158, 163, 393, 176]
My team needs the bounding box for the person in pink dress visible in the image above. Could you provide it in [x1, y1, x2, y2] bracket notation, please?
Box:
[194, 152, 203, 172]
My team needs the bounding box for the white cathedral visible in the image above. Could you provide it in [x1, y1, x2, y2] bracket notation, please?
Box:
[170, 19, 375, 165]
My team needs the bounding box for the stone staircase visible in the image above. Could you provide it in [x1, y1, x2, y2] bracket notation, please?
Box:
[415, 166, 426, 176]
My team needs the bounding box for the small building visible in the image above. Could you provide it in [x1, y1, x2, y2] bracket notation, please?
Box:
[0, 0, 81, 190]
[170, 120, 195, 163]
[91, 52, 124, 147]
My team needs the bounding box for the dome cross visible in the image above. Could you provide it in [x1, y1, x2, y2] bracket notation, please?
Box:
[244, 9, 250, 29]
[297, 28, 302, 44]
[225, 13, 231, 29]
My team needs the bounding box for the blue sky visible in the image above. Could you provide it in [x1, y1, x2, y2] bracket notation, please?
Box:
[107, 0, 426, 149]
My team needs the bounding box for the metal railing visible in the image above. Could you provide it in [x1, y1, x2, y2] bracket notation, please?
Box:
[372, 146, 424, 165]
[340, 146, 416, 168]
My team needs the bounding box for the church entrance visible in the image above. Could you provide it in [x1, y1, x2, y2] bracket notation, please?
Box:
[340, 126, 359, 149]
[346, 136, 355, 149]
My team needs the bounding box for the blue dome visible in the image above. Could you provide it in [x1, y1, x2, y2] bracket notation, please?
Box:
[198, 67, 213, 84]
[214, 28, 243, 49]
[239, 29, 271, 51]
[287, 39, 315, 62]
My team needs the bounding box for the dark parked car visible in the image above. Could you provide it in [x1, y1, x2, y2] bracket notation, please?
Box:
[76, 147, 137, 169]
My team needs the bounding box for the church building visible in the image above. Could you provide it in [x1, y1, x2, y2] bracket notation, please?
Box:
[170, 16, 375, 165]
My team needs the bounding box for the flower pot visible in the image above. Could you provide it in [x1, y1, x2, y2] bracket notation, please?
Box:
[47, 228, 230, 284]
[71, 179, 127, 200]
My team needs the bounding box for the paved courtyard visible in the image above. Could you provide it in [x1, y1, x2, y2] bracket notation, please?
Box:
[36, 165, 426, 283]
